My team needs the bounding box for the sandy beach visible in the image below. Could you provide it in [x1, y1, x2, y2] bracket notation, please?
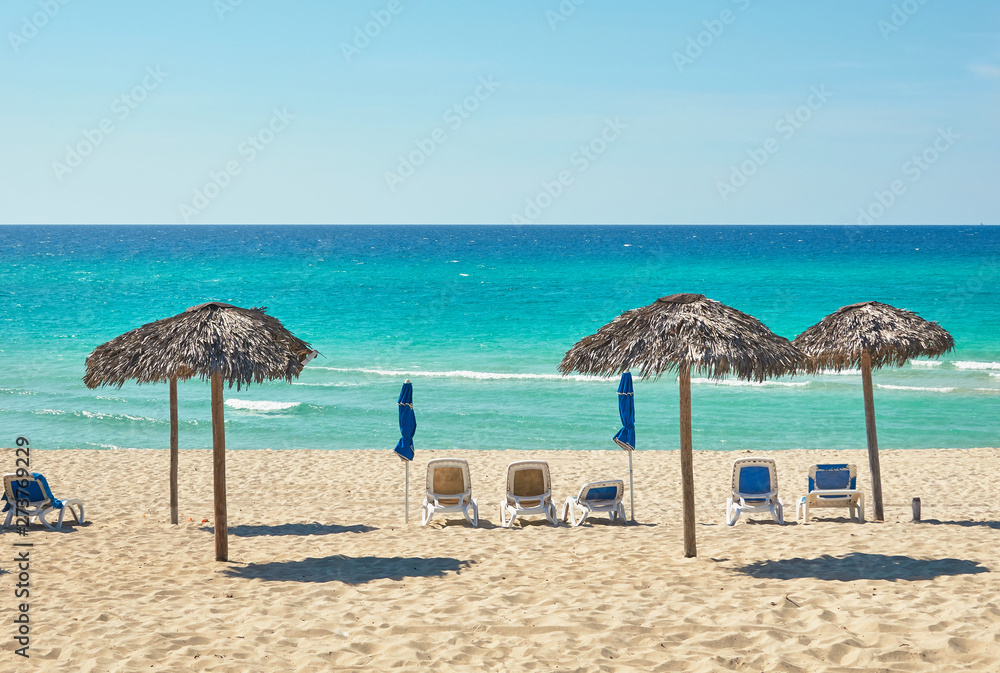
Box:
[2, 446, 998, 672]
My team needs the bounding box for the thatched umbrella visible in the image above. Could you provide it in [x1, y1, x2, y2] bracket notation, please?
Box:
[84, 302, 316, 561]
[793, 301, 954, 521]
[560, 293, 804, 557]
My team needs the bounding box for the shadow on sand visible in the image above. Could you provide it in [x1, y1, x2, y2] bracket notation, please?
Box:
[223, 555, 474, 584]
[734, 552, 990, 581]
[213, 522, 377, 537]
[919, 519, 1000, 530]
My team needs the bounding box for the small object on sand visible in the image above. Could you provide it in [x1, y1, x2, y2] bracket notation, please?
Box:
[912, 497, 921, 522]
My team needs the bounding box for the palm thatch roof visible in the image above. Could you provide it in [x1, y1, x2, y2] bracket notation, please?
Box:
[793, 301, 954, 372]
[559, 293, 804, 382]
[84, 302, 316, 390]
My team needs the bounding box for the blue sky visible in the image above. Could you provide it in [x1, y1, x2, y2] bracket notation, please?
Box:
[1, 0, 997, 224]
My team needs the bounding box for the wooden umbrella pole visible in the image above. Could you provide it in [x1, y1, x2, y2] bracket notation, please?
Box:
[860, 351, 885, 521]
[169, 377, 179, 525]
[678, 364, 697, 557]
[210, 372, 229, 561]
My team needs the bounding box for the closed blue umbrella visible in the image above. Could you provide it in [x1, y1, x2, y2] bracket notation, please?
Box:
[394, 380, 416, 522]
[613, 372, 636, 522]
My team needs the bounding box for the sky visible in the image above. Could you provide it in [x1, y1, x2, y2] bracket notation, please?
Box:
[1, 0, 997, 225]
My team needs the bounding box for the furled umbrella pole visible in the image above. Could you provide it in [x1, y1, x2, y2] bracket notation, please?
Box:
[84, 302, 317, 561]
[561, 294, 804, 557]
[394, 379, 417, 523]
[794, 301, 954, 521]
[613, 372, 636, 523]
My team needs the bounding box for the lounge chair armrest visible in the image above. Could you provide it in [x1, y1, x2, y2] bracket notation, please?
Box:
[510, 491, 551, 508]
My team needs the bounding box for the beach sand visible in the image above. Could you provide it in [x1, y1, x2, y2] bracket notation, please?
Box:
[2, 446, 998, 672]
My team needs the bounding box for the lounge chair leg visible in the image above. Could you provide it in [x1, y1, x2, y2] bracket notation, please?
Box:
[726, 498, 739, 526]
[37, 509, 56, 530]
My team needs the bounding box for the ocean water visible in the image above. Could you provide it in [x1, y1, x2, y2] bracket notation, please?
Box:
[1, 225, 998, 453]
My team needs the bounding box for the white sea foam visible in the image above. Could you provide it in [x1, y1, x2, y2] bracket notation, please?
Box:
[691, 378, 810, 388]
[312, 367, 606, 382]
[909, 360, 942, 367]
[953, 361, 1000, 370]
[817, 369, 860, 376]
[991, 373, 1000, 379]
[34, 408, 159, 422]
[0, 388, 37, 395]
[79, 410, 160, 422]
[292, 382, 362, 387]
[226, 399, 300, 411]
[876, 384, 956, 393]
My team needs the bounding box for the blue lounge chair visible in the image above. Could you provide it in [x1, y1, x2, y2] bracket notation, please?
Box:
[562, 479, 627, 526]
[2, 473, 85, 530]
[726, 457, 784, 525]
[795, 463, 864, 523]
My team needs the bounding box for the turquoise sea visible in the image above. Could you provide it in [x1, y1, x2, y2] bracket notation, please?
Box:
[1, 225, 998, 453]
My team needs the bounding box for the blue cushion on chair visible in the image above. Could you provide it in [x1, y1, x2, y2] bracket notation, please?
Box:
[815, 469, 851, 490]
[1, 479, 47, 511]
[738, 466, 771, 494]
[585, 486, 618, 501]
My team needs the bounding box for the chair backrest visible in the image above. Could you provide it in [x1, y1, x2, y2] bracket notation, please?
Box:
[506, 461, 551, 502]
[2, 473, 50, 506]
[425, 459, 471, 498]
[808, 463, 857, 491]
[579, 480, 623, 503]
[731, 458, 778, 496]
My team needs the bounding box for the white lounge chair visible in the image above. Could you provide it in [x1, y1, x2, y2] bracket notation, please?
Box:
[421, 458, 478, 527]
[795, 463, 864, 523]
[725, 457, 784, 526]
[562, 479, 627, 526]
[2, 473, 85, 530]
[500, 460, 557, 527]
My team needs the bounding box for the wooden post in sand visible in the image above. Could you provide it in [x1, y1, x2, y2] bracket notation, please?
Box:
[678, 364, 697, 558]
[169, 377, 179, 525]
[860, 351, 885, 522]
[211, 372, 228, 562]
